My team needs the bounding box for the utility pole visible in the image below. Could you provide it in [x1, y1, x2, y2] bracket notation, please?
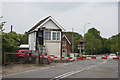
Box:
[72, 28, 74, 53]
[84, 23, 90, 55]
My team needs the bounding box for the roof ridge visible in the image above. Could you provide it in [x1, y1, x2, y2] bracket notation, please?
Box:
[28, 16, 51, 32]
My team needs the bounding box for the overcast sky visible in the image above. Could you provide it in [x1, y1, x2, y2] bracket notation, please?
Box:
[2, 2, 118, 38]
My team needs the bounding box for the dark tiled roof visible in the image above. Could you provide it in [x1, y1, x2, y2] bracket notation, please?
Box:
[28, 16, 50, 32]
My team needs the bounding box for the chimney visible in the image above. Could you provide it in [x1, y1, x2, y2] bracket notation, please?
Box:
[11, 25, 13, 32]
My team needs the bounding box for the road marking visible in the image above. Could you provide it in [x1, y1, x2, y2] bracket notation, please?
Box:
[50, 60, 107, 80]
[3, 62, 74, 77]
[51, 66, 55, 67]
[3, 66, 50, 77]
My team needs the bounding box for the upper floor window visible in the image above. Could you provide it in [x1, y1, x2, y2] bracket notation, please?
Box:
[57, 32, 60, 40]
[45, 31, 61, 41]
[53, 32, 56, 40]
[52, 31, 60, 40]
[45, 31, 51, 40]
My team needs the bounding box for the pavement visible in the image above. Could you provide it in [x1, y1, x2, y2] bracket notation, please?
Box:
[2, 59, 119, 79]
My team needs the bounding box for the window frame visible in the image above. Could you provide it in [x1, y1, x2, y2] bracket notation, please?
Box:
[62, 41, 66, 46]
[62, 49, 67, 53]
[44, 31, 61, 41]
[52, 31, 61, 41]
[44, 31, 51, 41]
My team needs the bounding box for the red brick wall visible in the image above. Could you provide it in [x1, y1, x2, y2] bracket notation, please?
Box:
[62, 37, 72, 53]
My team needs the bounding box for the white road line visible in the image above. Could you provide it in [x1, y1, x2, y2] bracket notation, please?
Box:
[51, 66, 55, 67]
[51, 60, 107, 80]
[3, 62, 74, 77]
[3, 66, 50, 77]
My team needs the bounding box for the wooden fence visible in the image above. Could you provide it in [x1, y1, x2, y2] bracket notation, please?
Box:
[3, 53, 40, 66]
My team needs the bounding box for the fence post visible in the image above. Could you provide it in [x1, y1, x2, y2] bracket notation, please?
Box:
[4, 53, 6, 66]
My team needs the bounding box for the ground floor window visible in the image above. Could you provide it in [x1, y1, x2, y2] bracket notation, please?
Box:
[62, 49, 67, 53]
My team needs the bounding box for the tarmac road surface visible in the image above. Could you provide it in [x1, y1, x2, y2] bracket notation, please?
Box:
[2, 59, 118, 79]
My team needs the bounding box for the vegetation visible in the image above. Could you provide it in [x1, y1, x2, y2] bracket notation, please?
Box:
[63, 28, 119, 55]
[1, 18, 119, 55]
[2, 32, 28, 53]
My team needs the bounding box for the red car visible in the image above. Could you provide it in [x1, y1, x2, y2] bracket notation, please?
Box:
[16, 50, 53, 64]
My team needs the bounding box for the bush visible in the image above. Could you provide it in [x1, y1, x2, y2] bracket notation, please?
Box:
[67, 52, 70, 57]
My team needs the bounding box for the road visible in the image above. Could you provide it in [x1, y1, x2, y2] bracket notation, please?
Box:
[2, 59, 118, 79]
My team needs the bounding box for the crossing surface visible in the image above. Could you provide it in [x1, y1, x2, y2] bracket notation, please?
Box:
[3, 59, 118, 79]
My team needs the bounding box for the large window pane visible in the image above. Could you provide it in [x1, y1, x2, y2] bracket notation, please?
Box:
[57, 32, 60, 40]
[45, 31, 51, 40]
[53, 32, 56, 40]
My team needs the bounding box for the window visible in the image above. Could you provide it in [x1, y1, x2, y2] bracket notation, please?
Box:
[62, 49, 67, 53]
[52, 32, 56, 40]
[52, 31, 60, 40]
[45, 31, 51, 40]
[44, 31, 60, 41]
[62, 41, 66, 46]
[57, 32, 60, 40]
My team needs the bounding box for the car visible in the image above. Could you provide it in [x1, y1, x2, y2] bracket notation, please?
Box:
[109, 54, 118, 59]
[16, 50, 53, 64]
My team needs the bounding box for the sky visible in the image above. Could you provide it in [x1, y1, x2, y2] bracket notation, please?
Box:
[1, 1, 118, 38]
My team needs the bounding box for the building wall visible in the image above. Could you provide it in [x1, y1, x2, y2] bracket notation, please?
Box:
[42, 20, 60, 29]
[62, 37, 72, 53]
[28, 19, 62, 57]
[44, 41, 61, 57]
[28, 32, 36, 50]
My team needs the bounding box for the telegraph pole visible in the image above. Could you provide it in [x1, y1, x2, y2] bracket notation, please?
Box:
[84, 23, 90, 55]
[72, 28, 74, 53]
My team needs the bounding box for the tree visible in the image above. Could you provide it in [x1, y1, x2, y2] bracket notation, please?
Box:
[88, 28, 102, 39]
[109, 33, 119, 53]
[85, 33, 102, 54]
[85, 28, 102, 54]
[2, 31, 28, 53]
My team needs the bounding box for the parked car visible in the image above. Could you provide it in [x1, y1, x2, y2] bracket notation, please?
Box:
[16, 50, 53, 64]
[109, 54, 118, 59]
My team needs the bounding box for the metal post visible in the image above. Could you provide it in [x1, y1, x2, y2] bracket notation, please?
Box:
[79, 46, 81, 57]
[72, 28, 74, 53]
[83, 23, 90, 55]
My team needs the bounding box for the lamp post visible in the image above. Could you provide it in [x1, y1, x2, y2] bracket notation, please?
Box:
[84, 23, 90, 55]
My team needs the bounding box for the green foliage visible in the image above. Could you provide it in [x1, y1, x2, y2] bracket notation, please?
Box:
[67, 52, 70, 57]
[2, 32, 28, 53]
[63, 28, 120, 54]
[85, 33, 102, 54]
[109, 33, 119, 53]
[85, 27, 120, 54]
[87, 28, 102, 39]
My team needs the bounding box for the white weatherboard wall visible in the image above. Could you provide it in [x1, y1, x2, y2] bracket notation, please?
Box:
[28, 32, 36, 50]
[42, 20, 59, 29]
[45, 42, 61, 57]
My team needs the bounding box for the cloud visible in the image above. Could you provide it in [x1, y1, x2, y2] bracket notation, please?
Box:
[2, 0, 120, 2]
[2, 2, 118, 38]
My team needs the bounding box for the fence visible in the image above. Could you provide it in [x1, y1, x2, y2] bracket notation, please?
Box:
[3, 53, 41, 66]
[3, 53, 19, 66]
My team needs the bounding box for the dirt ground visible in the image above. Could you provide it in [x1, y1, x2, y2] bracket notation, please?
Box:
[2, 62, 66, 76]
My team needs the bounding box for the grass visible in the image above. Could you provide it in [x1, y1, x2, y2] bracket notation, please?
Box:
[35, 64, 45, 67]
